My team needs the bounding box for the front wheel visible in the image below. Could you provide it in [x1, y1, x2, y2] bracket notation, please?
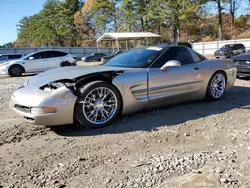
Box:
[9, 65, 24, 77]
[74, 81, 122, 128]
[206, 72, 227, 101]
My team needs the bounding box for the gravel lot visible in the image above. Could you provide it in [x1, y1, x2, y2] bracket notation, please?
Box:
[0, 72, 250, 188]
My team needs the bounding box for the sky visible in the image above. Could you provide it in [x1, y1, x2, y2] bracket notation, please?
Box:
[0, 0, 46, 45]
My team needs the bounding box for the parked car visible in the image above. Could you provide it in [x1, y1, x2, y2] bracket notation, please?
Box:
[81, 53, 107, 62]
[0, 50, 77, 76]
[0, 54, 23, 64]
[214, 44, 246, 59]
[11, 45, 236, 128]
[101, 51, 123, 63]
[232, 53, 250, 77]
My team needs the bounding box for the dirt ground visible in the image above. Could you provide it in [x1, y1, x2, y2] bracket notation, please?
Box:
[0, 73, 250, 188]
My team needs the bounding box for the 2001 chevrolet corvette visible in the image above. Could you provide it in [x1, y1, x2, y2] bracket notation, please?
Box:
[11, 45, 237, 128]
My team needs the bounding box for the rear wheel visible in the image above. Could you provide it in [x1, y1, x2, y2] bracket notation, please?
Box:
[206, 72, 226, 101]
[74, 81, 122, 128]
[61, 61, 71, 67]
[9, 65, 24, 77]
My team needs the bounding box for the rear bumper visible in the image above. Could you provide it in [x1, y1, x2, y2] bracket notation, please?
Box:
[11, 87, 77, 126]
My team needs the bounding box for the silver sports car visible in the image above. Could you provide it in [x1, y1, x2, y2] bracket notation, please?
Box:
[11, 45, 237, 128]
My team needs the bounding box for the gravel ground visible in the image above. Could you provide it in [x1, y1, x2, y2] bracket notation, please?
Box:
[0, 73, 250, 188]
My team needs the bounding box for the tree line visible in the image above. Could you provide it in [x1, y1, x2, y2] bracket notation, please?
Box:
[12, 0, 250, 48]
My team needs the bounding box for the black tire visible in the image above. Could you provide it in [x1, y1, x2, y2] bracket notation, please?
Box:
[74, 81, 122, 128]
[61, 61, 71, 67]
[205, 71, 227, 101]
[9, 65, 24, 77]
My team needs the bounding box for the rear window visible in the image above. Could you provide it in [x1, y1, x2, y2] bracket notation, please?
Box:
[195, 52, 207, 61]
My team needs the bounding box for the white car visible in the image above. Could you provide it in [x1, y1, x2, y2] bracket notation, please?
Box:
[0, 54, 23, 64]
[0, 50, 77, 76]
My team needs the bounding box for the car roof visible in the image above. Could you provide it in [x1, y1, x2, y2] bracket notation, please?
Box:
[34, 50, 67, 53]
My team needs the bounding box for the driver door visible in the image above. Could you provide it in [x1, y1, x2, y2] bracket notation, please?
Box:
[148, 47, 204, 108]
[24, 52, 47, 72]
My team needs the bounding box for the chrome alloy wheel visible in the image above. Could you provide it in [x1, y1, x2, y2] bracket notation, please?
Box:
[210, 73, 226, 99]
[81, 87, 118, 125]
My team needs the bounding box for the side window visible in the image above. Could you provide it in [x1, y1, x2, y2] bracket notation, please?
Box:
[233, 45, 238, 50]
[31, 52, 42, 59]
[53, 51, 67, 57]
[0, 55, 8, 60]
[45, 51, 57, 58]
[152, 47, 194, 68]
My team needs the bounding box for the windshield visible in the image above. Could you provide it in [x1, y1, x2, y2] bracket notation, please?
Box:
[104, 47, 164, 68]
[221, 45, 234, 49]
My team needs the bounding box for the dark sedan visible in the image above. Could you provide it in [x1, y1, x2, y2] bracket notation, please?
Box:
[81, 53, 107, 62]
[214, 44, 245, 59]
[101, 51, 123, 63]
[232, 53, 250, 77]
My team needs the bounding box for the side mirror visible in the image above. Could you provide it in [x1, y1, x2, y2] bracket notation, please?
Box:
[160, 60, 181, 71]
[29, 56, 34, 60]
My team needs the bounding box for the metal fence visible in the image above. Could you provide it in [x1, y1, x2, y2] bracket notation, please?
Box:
[2, 39, 250, 57]
[193, 38, 250, 55]
[0, 47, 126, 58]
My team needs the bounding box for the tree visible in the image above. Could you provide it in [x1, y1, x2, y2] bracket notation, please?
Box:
[206, 0, 227, 40]
[89, 0, 120, 34]
[161, 0, 205, 42]
[74, 10, 96, 46]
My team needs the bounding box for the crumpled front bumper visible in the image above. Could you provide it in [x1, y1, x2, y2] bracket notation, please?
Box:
[11, 86, 77, 126]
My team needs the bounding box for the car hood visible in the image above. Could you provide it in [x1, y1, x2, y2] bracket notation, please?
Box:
[0, 59, 22, 67]
[232, 53, 250, 60]
[28, 65, 130, 86]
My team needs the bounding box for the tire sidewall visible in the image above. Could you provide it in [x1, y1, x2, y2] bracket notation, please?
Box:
[206, 72, 227, 101]
[75, 81, 122, 128]
[9, 65, 24, 76]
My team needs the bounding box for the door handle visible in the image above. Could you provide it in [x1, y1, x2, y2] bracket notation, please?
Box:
[194, 67, 200, 70]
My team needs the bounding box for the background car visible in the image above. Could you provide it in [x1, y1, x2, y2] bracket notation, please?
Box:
[232, 53, 250, 77]
[0, 50, 77, 76]
[214, 43, 246, 59]
[11, 45, 236, 128]
[81, 53, 107, 62]
[0, 54, 23, 64]
[101, 51, 123, 63]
